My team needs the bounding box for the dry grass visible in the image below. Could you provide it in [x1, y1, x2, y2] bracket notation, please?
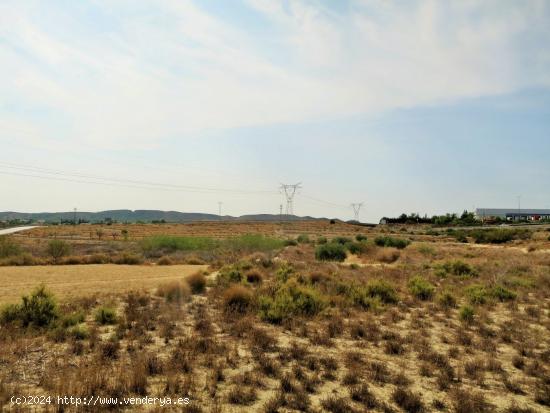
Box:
[0, 264, 206, 303]
[1, 222, 549, 412]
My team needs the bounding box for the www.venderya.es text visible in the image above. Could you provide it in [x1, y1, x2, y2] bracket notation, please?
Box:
[11, 395, 191, 407]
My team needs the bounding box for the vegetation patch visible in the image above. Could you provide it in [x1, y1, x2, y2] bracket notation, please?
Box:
[315, 243, 347, 262]
[259, 280, 327, 323]
[0, 285, 58, 328]
[374, 236, 411, 249]
[408, 276, 435, 300]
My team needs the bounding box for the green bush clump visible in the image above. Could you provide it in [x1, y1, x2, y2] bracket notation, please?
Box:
[348, 286, 383, 311]
[283, 239, 298, 246]
[68, 324, 89, 340]
[141, 235, 284, 255]
[0, 236, 21, 258]
[218, 266, 243, 284]
[226, 235, 285, 252]
[374, 236, 410, 249]
[465, 285, 489, 305]
[435, 260, 476, 277]
[490, 285, 516, 301]
[95, 306, 117, 325]
[333, 236, 352, 245]
[345, 241, 367, 255]
[315, 243, 347, 262]
[408, 276, 435, 300]
[259, 280, 326, 323]
[437, 290, 457, 308]
[296, 234, 310, 243]
[355, 234, 368, 242]
[459, 305, 475, 323]
[364, 280, 399, 304]
[141, 236, 217, 253]
[46, 239, 71, 263]
[61, 311, 85, 327]
[316, 236, 327, 244]
[0, 285, 59, 328]
[470, 228, 531, 244]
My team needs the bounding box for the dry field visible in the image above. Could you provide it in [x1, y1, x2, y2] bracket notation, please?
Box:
[1, 223, 549, 412]
[21, 220, 369, 241]
[0, 264, 206, 304]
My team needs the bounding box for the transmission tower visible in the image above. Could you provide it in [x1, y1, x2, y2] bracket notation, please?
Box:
[280, 183, 302, 215]
[350, 202, 364, 222]
[218, 201, 223, 216]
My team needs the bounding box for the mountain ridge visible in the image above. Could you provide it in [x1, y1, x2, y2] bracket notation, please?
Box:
[0, 209, 332, 223]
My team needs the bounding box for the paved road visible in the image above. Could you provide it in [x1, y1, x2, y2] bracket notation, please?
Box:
[0, 226, 40, 236]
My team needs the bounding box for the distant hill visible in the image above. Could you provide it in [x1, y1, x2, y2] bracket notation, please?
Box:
[0, 209, 327, 223]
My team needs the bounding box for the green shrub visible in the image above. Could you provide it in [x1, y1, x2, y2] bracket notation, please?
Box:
[470, 228, 531, 244]
[259, 280, 326, 323]
[364, 280, 399, 304]
[374, 236, 410, 249]
[436, 260, 476, 277]
[224, 235, 285, 252]
[141, 235, 284, 255]
[0, 303, 21, 325]
[185, 272, 206, 294]
[490, 285, 516, 301]
[95, 306, 117, 325]
[437, 291, 457, 308]
[355, 234, 368, 242]
[465, 285, 489, 305]
[275, 263, 294, 283]
[408, 276, 435, 300]
[283, 239, 298, 246]
[317, 236, 327, 244]
[333, 236, 352, 245]
[297, 234, 310, 243]
[218, 266, 243, 284]
[68, 324, 89, 340]
[46, 240, 71, 263]
[4, 285, 60, 328]
[315, 243, 347, 262]
[459, 305, 475, 323]
[0, 236, 21, 258]
[61, 311, 85, 327]
[348, 286, 383, 311]
[346, 241, 367, 255]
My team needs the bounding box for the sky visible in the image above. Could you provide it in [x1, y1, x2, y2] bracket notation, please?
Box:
[1, 0, 549, 222]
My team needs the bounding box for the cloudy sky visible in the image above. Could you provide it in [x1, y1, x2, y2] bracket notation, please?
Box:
[1, 0, 549, 221]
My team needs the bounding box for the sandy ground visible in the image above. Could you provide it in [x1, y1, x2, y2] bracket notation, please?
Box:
[0, 264, 207, 304]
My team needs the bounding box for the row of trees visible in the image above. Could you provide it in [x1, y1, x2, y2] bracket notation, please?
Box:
[382, 211, 478, 226]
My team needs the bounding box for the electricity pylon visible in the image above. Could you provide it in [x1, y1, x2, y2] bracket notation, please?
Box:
[351, 202, 364, 222]
[280, 183, 302, 215]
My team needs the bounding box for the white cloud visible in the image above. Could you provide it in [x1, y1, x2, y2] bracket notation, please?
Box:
[0, 0, 548, 149]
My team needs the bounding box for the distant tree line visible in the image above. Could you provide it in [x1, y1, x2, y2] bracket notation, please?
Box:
[382, 211, 478, 226]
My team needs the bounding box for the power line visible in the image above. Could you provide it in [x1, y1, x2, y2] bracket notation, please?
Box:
[0, 162, 277, 195]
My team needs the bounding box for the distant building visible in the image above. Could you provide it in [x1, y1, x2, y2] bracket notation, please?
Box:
[476, 208, 550, 222]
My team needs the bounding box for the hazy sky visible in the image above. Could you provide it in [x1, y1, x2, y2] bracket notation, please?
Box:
[1, 0, 549, 222]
